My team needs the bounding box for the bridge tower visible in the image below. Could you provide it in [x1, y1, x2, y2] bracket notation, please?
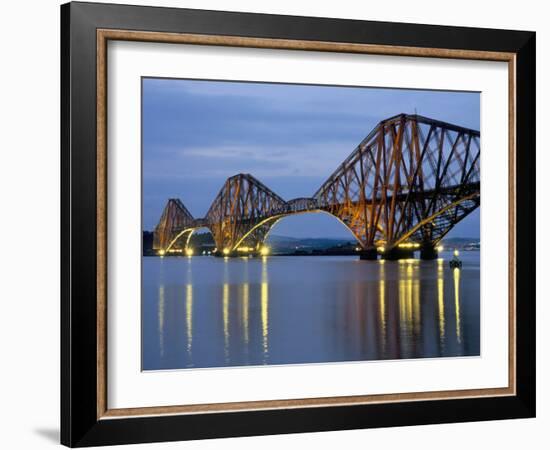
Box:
[314, 114, 480, 259]
[153, 198, 196, 253]
[205, 174, 287, 255]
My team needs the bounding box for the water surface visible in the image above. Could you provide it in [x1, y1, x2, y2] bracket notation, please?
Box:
[142, 253, 480, 370]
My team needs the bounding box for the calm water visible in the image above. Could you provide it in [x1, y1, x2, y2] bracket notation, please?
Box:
[142, 252, 480, 370]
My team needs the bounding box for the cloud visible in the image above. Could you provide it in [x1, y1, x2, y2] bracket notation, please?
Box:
[144, 139, 359, 182]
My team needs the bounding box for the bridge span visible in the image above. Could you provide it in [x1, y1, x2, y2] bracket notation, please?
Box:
[152, 114, 480, 260]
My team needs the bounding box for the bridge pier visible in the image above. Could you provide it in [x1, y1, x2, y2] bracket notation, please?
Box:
[215, 250, 240, 257]
[381, 247, 415, 260]
[420, 245, 438, 260]
[214, 247, 269, 257]
[359, 249, 378, 260]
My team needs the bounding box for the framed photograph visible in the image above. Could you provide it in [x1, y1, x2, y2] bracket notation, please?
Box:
[61, 1, 535, 447]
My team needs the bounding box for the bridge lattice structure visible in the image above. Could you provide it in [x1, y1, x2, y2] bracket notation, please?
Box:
[153, 114, 480, 257]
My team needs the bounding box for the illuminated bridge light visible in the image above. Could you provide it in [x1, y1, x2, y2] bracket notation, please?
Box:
[398, 242, 420, 249]
[185, 248, 194, 257]
[223, 248, 230, 256]
[260, 246, 270, 256]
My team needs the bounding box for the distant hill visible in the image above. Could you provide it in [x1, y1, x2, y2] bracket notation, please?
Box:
[441, 237, 480, 251]
[267, 235, 480, 253]
[442, 237, 480, 244]
[266, 235, 355, 254]
[267, 235, 353, 246]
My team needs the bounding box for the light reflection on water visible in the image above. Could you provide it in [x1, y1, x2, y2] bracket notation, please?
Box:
[142, 253, 480, 370]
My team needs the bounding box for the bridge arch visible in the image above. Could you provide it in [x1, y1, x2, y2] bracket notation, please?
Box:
[162, 227, 196, 254]
[233, 209, 374, 253]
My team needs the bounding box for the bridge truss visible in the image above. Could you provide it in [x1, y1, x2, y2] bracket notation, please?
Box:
[152, 114, 480, 258]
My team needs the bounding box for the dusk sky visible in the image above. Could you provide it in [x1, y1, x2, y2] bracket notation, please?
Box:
[142, 78, 480, 239]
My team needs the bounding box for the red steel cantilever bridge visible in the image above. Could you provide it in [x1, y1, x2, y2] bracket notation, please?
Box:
[153, 114, 480, 260]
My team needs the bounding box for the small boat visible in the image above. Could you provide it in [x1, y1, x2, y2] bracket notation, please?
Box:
[449, 249, 462, 269]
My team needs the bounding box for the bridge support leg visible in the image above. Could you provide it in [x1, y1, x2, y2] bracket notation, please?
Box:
[420, 245, 438, 260]
[359, 248, 378, 260]
[381, 247, 415, 260]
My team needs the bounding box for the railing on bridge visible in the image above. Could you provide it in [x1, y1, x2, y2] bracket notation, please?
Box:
[285, 198, 319, 214]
